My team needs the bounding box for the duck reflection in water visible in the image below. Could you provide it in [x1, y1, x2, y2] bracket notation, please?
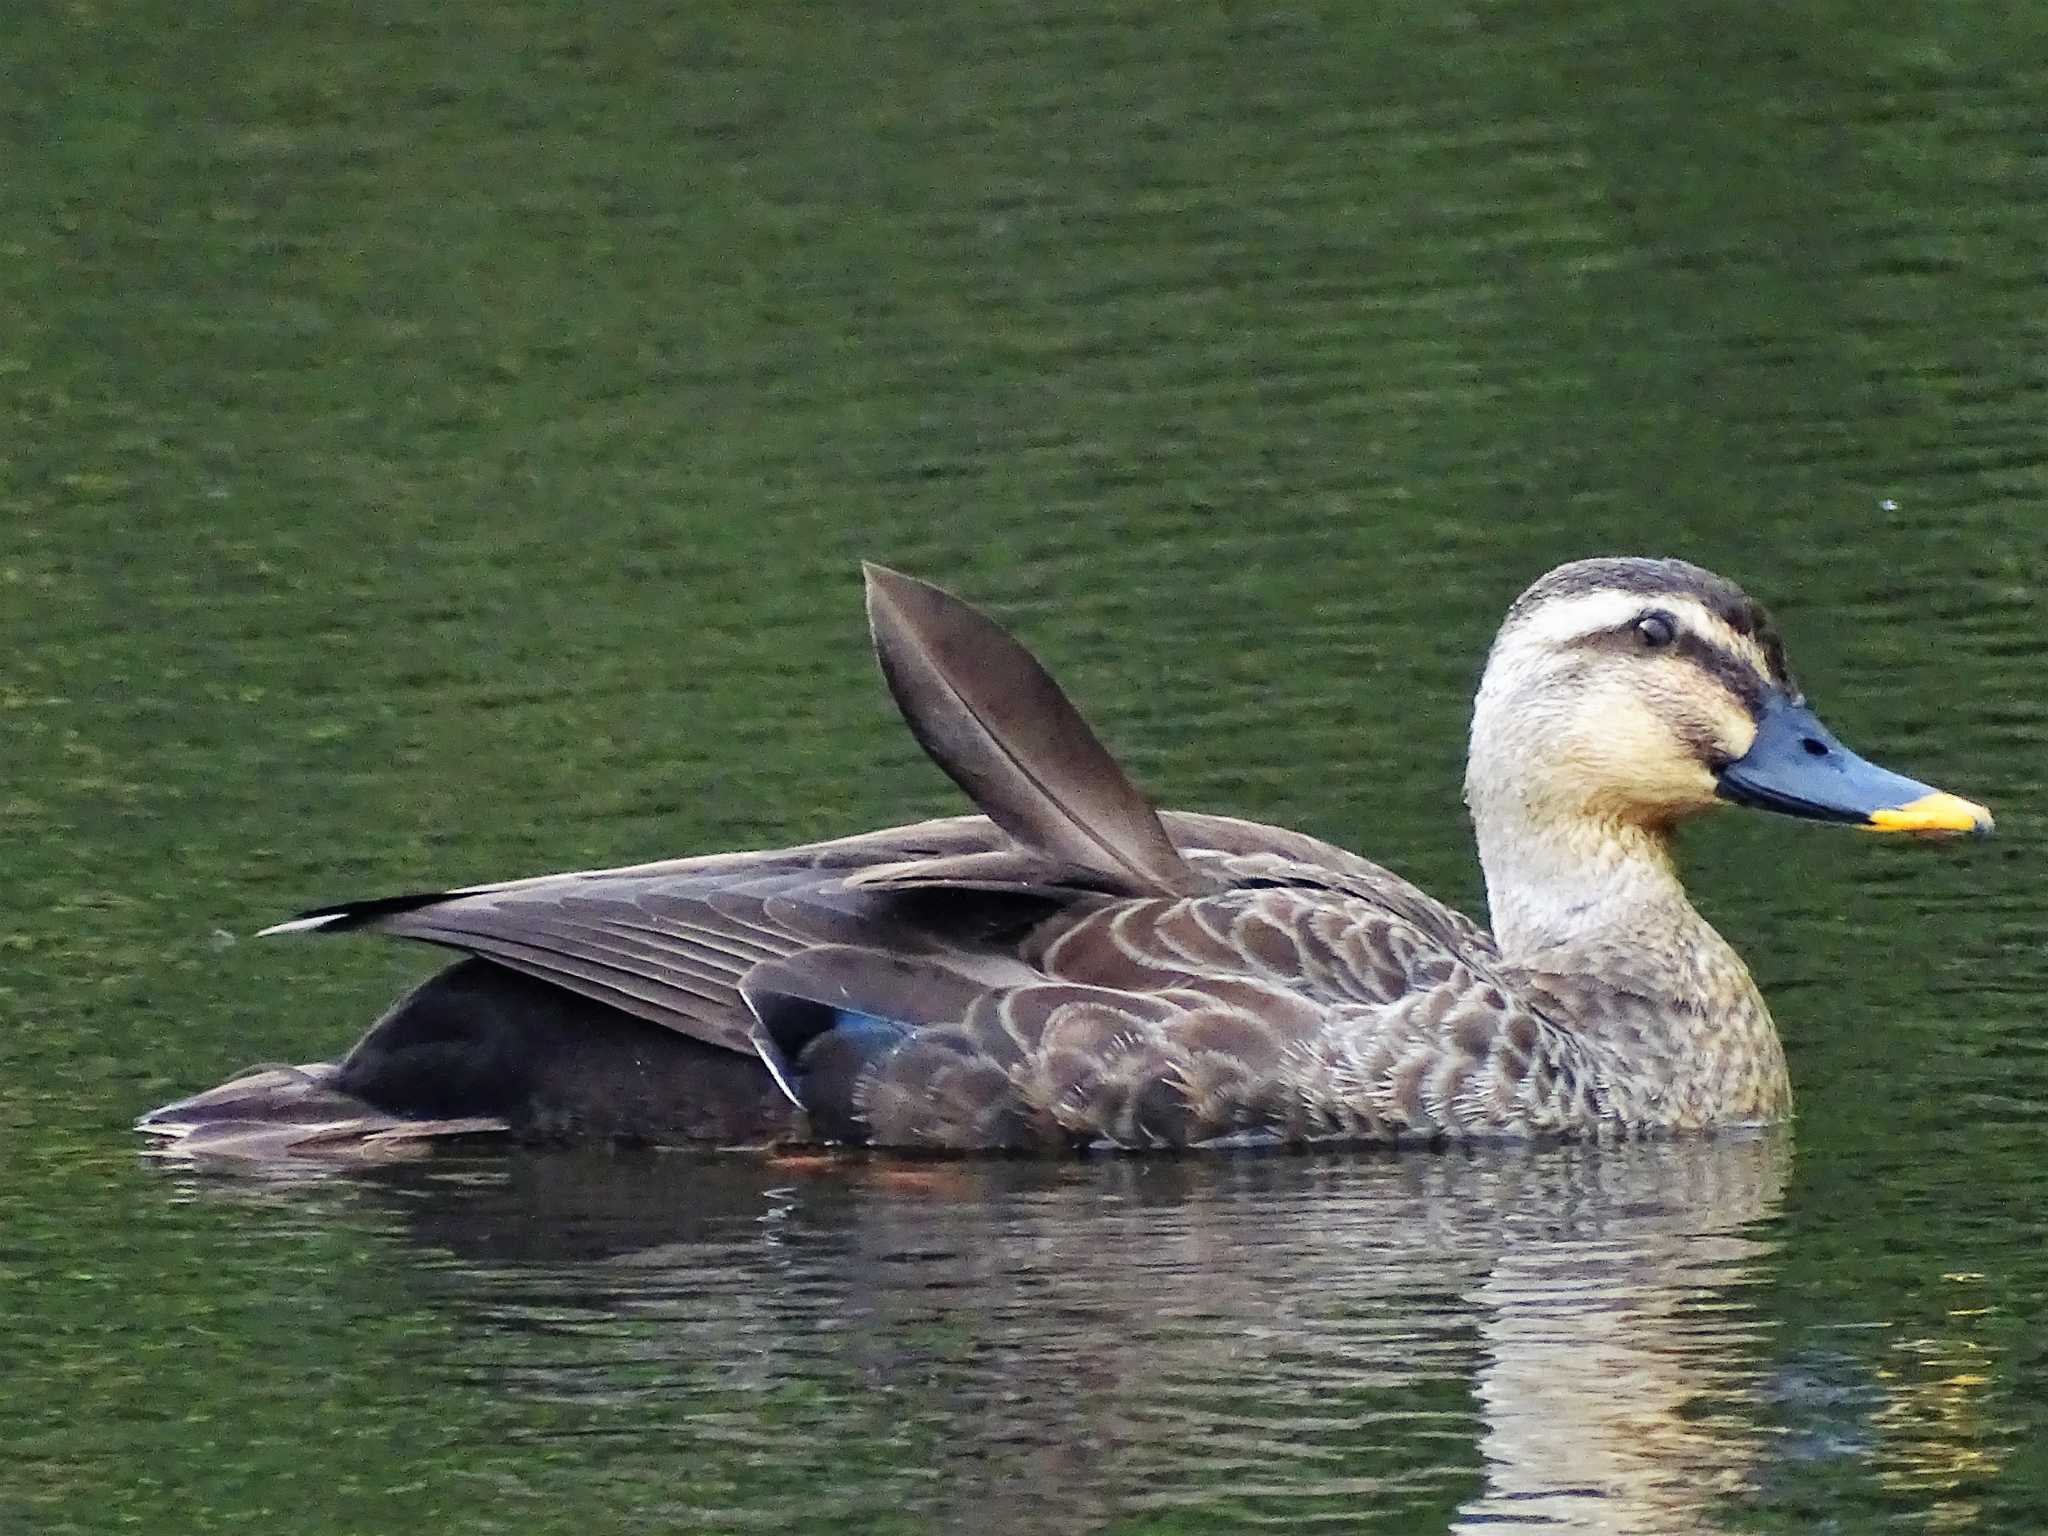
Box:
[159, 1134, 1815, 1533]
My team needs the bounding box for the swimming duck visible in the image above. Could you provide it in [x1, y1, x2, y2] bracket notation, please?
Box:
[139, 558, 1991, 1158]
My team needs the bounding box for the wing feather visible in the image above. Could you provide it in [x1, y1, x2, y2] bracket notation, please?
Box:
[864, 564, 1207, 898]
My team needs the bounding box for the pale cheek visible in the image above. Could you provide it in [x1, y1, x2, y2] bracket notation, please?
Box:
[1719, 710, 1761, 763]
[1593, 761, 1721, 820]
[1640, 701, 1757, 816]
[1559, 701, 1723, 819]
[1633, 759, 1724, 815]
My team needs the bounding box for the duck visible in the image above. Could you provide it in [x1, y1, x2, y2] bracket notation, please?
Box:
[138, 557, 1992, 1159]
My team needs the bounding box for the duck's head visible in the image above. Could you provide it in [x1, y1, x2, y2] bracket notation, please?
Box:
[1465, 556, 1992, 842]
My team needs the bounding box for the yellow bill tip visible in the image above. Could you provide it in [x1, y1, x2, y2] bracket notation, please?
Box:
[1865, 792, 1994, 837]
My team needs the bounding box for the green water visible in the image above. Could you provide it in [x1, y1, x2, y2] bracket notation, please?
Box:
[6, 2, 2046, 1530]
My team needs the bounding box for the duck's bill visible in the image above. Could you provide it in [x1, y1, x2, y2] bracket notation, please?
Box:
[1714, 694, 1993, 836]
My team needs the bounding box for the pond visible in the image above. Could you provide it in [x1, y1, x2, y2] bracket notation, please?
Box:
[7, 2, 2046, 1531]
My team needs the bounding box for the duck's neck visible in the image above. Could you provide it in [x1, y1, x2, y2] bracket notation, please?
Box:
[1472, 809, 1698, 961]
[1469, 803, 1790, 1126]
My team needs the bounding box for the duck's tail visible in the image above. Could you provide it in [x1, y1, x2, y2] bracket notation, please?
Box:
[135, 1062, 507, 1162]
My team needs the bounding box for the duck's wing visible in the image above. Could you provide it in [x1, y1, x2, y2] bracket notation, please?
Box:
[264, 816, 1068, 1060]
[261, 564, 1217, 1059]
[256, 801, 1502, 1116]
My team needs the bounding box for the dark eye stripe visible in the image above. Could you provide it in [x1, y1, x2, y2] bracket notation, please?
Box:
[1573, 623, 1773, 713]
[1668, 632, 1771, 713]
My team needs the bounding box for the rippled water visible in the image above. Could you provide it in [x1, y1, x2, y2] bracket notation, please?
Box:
[141, 1138, 1794, 1535]
[8, 2, 2048, 1532]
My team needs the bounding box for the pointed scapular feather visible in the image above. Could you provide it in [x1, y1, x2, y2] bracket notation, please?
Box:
[842, 849, 1131, 893]
[863, 563, 1207, 897]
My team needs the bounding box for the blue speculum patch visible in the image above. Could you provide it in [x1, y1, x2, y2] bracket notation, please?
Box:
[820, 1009, 913, 1053]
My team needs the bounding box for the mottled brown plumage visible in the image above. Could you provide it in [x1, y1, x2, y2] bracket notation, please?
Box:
[140, 559, 1988, 1158]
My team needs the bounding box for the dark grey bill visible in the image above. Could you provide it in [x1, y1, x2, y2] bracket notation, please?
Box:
[1714, 693, 1992, 835]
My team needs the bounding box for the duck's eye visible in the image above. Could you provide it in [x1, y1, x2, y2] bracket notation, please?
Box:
[1634, 611, 1678, 650]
